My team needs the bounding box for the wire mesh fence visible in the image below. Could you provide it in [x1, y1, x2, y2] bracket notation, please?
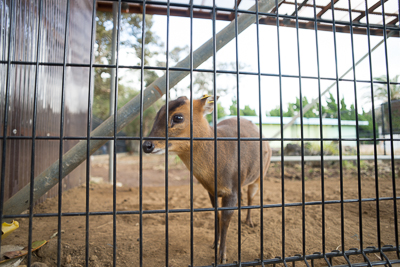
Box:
[1, 0, 400, 266]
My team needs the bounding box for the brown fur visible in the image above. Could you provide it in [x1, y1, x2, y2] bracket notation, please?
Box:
[143, 96, 272, 263]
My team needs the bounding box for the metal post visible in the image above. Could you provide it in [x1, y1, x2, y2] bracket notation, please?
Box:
[109, 2, 117, 183]
[3, 0, 282, 218]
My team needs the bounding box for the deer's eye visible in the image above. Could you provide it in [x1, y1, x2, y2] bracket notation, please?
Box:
[172, 114, 184, 124]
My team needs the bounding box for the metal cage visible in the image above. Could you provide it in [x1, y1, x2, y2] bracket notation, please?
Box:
[1, 0, 399, 266]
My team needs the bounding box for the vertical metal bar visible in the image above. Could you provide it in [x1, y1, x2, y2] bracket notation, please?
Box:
[304, 258, 311, 267]
[234, 0, 242, 263]
[212, 0, 218, 264]
[379, 0, 399, 259]
[85, 0, 97, 266]
[274, 0, 285, 261]
[57, 1, 70, 266]
[0, 1, 13, 253]
[397, 0, 400, 29]
[139, 1, 146, 266]
[347, 0, 364, 258]
[189, 0, 194, 266]
[323, 255, 332, 267]
[330, 0, 346, 258]
[381, 104, 386, 155]
[27, 0, 43, 265]
[396, 0, 400, 256]
[312, 0, 326, 257]
[255, 0, 265, 265]
[112, 1, 121, 266]
[397, 0, 400, 26]
[380, 249, 393, 266]
[364, 0, 382, 260]
[293, 0, 306, 258]
[109, 2, 118, 184]
[165, 0, 170, 265]
[348, 2, 372, 265]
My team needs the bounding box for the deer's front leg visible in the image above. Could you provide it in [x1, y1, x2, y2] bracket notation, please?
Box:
[219, 193, 238, 264]
[208, 192, 220, 249]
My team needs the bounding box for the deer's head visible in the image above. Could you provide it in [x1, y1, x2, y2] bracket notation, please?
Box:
[142, 95, 218, 155]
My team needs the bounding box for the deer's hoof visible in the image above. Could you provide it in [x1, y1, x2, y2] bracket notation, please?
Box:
[245, 219, 254, 228]
[211, 242, 219, 249]
[219, 253, 227, 264]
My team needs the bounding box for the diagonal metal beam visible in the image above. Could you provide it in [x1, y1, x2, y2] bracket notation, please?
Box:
[316, 0, 339, 18]
[388, 17, 398, 25]
[290, 0, 309, 16]
[353, 0, 388, 22]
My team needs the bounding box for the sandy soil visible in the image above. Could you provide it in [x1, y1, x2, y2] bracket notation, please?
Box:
[4, 154, 400, 267]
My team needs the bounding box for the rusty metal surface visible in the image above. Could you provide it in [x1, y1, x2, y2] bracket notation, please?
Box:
[0, 0, 93, 203]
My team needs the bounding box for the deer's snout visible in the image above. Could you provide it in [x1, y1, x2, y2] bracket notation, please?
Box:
[142, 141, 155, 153]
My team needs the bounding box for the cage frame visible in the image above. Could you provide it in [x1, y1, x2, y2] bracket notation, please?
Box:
[1, 0, 400, 266]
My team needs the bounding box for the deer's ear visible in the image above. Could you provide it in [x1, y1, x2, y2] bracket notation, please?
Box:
[200, 95, 219, 116]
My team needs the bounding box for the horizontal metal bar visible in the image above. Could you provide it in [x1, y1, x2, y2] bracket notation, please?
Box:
[194, 248, 400, 266]
[332, 259, 400, 267]
[98, 0, 398, 22]
[2, 60, 400, 83]
[275, 249, 400, 265]
[2, 60, 400, 88]
[271, 155, 400, 162]
[4, 135, 400, 143]
[3, 196, 398, 220]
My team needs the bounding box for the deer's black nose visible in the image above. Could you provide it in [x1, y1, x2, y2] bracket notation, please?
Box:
[142, 141, 155, 153]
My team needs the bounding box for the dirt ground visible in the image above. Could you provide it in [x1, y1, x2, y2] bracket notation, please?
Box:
[4, 154, 400, 267]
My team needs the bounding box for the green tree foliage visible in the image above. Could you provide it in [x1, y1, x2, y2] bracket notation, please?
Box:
[95, 11, 162, 87]
[267, 96, 318, 118]
[229, 98, 238, 115]
[358, 108, 376, 140]
[322, 93, 338, 118]
[266, 93, 376, 142]
[93, 10, 164, 151]
[266, 93, 365, 120]
[268, 108, 281, 117]
[368, 75, 400, 102]
[241, 105, 257, 116]
[229, 98, 257, 116]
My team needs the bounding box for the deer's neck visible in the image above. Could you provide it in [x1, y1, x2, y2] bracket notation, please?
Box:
[177, 122, 215, 173]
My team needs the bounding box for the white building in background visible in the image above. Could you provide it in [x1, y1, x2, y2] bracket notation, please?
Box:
[219, 116, 369, 148]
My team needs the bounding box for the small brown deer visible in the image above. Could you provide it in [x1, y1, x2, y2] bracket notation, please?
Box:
[142, 95, 271, 263]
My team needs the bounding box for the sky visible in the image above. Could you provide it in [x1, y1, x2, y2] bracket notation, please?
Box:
[118, 1, 400, 118]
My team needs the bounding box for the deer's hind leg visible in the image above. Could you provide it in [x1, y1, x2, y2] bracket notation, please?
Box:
[219, 193, 238, 264]
[245, 177, 260, 228]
